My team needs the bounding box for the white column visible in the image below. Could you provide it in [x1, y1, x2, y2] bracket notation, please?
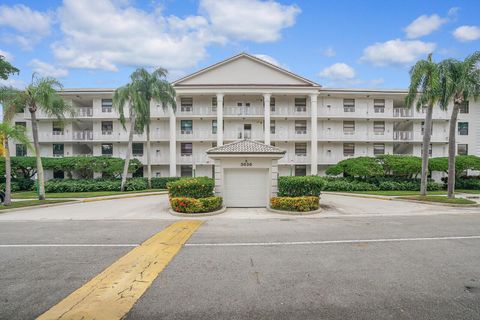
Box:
[263, 93, 271, 145]
[310, 94, 318, 175]
[216, 93, 224, 146]
[169, 102, 176, 176]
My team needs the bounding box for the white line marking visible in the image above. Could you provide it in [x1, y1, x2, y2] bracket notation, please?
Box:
[0, 244, 138, 248]
[185, 235, 480, 247]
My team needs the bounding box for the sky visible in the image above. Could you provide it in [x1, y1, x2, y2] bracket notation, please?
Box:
[0, 0, 479, 90]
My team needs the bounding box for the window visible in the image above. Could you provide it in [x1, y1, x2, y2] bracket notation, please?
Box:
[212, 120, 217, 134]
[458, 144, 468, 155]
[343, 121, 355, 134]
[243, 124, 252, 139]
[211, 142, 217, 148]
[15, 121, 26, 128]
[181, 143, 192, 156]
[52, 121, 64, 135]
[181, 165, 193, 177]
[421, 121, 433, 135]
[343, 99, 355, 112]
[460, 101, 469, 113]
[374, 99, 385, 113]
[270, 120, 275, 134]
[101, 143, 113, 156]
[373, 121, 385, 135]
[343, 143, 355, 156]
[53, 170, 64, 179]
[102, 121, 113, 135]
[295, 165, 307, 176]
[373, 143, 385, 155]
[53, 144, 64, 157]
[295, 120, 307, 134]
[180, 97, 193, 112]
[270, 97, 276, 112]
[294, 97, 307, 112]
[181, 120, 193, 134]
[132, 143, 144, 157]
[211, 97, 217, 112]
[211, 165, 215, 179]
[458, 122, 468, 135]
[102, 99, 112, 112]
[16, 144, 27, 157]
[295, 143, 307, 156]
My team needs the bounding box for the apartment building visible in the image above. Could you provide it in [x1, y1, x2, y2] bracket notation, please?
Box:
[10, 53, 480, 181]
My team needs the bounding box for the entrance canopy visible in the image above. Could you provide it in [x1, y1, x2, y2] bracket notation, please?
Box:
[207, 140, 285, 208]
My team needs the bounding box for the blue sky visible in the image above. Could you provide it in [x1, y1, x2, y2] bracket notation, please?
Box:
[0, 0, 479, 90]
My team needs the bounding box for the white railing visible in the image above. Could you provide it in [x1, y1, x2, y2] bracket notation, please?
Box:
[393, 108, 413, 117]
[76, 107, 93, 117]
[224, 106, 263, 116]
[177, 130, 215, 140]
[393, 131, 413, 140]
[72, 130, 93, 140]
[178, 154, 211, 164]
[271, 107, 311, 116]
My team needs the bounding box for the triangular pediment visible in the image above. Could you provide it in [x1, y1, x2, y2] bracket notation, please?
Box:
[173, 53, 320, 87]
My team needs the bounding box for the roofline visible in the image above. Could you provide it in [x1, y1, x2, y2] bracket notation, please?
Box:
[172, 52, 322, 88]
[207, 151, 287, 155]
[320, 88, 408, 94]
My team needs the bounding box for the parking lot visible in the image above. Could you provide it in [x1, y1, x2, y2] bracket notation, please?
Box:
[1, 194, 480, 319]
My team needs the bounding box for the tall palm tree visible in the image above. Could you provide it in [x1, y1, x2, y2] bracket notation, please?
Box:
[405, 54, 443, 196]
[114, 68, 176, 191]
[438, 51, 480, 198]
[7, 75, 73, 200]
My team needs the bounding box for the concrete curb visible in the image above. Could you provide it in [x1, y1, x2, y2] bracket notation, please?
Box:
[266, 206, 323, 216]
[81, 191, 167, 203]
[168, 206, 227, 217]
[323, 192, 393, 201]
[393, 198, 479, 207]
[0, 200, 79, 213]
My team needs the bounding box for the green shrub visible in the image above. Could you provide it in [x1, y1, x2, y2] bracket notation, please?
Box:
[0, 178, 35, 192]
[321, 177, 442, 192]
[270, 196, 319, 212]
[170, 196, 223, 213]
[167, 177, 214, 199]
[452, 177, 480, 190]
[278, 176, 324, 197]
[150, 177, 182, 189]
[322, 178, 378, 192]
[124, 178, 148, 191]
[44, 178, 150, 193]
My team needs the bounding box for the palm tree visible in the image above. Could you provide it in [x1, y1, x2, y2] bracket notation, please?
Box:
[114, 68, 176, 191]
[438, 51, 480, 198]
[405, 54, 442, 196]
[7, 75, 73, 200]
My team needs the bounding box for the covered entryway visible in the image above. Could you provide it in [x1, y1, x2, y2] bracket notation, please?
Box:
[207, 139, 286, 208]
[224, 168, 268, 207]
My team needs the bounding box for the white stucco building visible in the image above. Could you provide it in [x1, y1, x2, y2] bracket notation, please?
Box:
[10, 53, 480, 182]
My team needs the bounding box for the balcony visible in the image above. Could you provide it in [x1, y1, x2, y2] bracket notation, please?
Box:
[176, 106, 216, 117]
[76, 107, 93, 117]
[72, 130, 93, 141]
[393, 131, 413, 141]
[393, 108, 413, 117]
[178, 130, 215, 140]
[178, 154, 211, 164]
[278, 154, 309, 164]
[224, 106, 263, 116]
[271, 106, 310, 116]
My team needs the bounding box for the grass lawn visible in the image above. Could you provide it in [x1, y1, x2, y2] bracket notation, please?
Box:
[12, 189, 166, 199]
[457, 189, 480, 194]
[340, 190, 447, 196]
[397, 195, 477, 205]
[0, 200, 73, 211]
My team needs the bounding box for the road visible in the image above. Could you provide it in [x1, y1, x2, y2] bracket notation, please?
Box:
[0, 195, 479, 319]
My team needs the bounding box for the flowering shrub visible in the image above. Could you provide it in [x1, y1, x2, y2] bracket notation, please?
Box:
[170, 196, 222, 213]
[167, 177, 214, 198]
[270, 196, 319, 212]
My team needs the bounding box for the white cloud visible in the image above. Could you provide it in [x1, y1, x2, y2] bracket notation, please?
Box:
[453, 25, 480, 42]
[0, 78, 25, 89]
[404, 14, 447, 39]
[29, 59, 69, 78]
[361, 39, 435, 67]
[253, 53, 289, 70]
[322, 46, 336, 57]
[319, 63, 355, 80]
[200, 0, 300, 42]
[0, 4, 52, 49]
[448, 7, 460, 19]
[0, 49, 13, 61]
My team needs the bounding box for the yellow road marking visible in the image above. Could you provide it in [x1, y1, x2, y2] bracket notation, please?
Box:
[37, 220, 203, 320]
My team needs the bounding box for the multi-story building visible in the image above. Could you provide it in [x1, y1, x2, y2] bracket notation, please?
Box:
[10, 53, 479, 180]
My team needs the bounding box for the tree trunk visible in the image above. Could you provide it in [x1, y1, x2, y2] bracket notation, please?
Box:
[4, 137, 12, 205]
[121, 114, 136, 192]
[447, 102, 460, 198]
[146, 122, 152, 189]
[30, 110, 46, 200]
[420, 104, 434, 196]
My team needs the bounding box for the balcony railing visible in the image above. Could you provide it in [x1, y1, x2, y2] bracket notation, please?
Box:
[393, 131, 413, 140]
[72, 130, 93, 140]
[224, 106, 263, 116]
[393, 108, 413, 117]
[76, 107, 93, 117]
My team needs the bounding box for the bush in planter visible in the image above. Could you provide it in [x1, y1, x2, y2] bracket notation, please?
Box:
[170, 196, 223, 213]
[150, 177, 182, 189]
[167, 177, 214, 199]
[278, 176, 324, 197]
[270, 196, 319, 212]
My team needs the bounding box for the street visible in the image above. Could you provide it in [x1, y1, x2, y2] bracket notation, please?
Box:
[0, 195, 479, 319]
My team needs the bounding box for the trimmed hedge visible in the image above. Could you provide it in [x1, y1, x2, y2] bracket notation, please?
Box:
[170, 196, 223, 213]
[321, 177, 443, 192]
[44, 178, 149, 193]
[150, 177, 182, 189]
[0, 178, 35, 192]
[278, 176, 324, 197]
[270, 196, 319, 212]
[167, 177, 214, 199]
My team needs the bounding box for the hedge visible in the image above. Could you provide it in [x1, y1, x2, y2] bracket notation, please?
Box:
[270, 196, 319, 212]
[278, 176, 324, 197]
[167, 177, 214, 199]
[0, 178, 35, 192]
[150, 177, 182, 189]
[170, 196, 223, 213]
[321, 177, 443, 192]
[44, 178, 150, 193]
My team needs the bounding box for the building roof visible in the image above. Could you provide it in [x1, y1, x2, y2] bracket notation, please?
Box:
[207, 139, 286, 154]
